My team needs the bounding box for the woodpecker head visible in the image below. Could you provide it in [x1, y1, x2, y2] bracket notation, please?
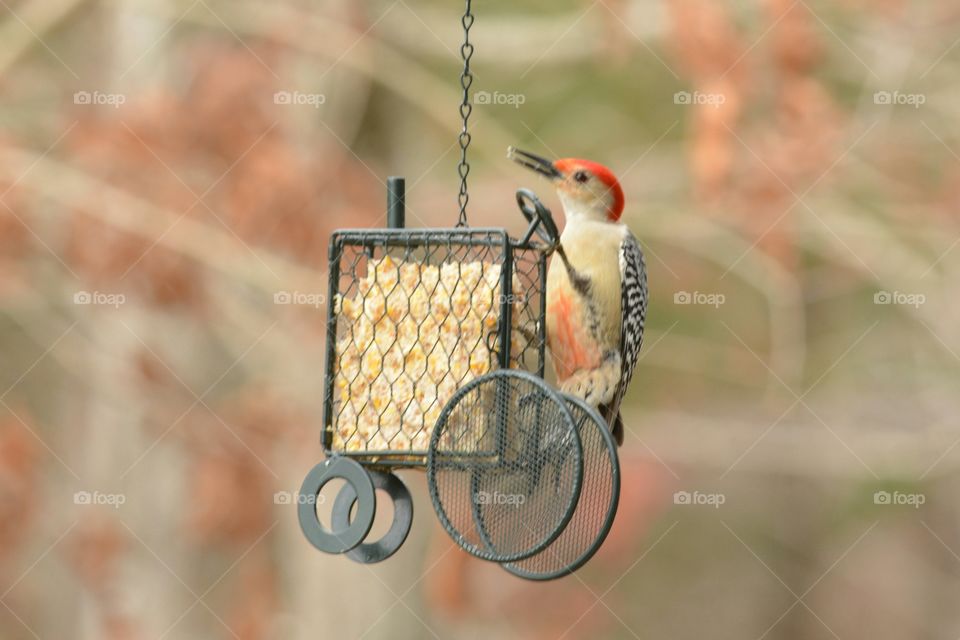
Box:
[508, 147, 624, 224]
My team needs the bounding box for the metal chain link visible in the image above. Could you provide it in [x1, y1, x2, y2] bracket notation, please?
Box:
[456, 0, 474, 227]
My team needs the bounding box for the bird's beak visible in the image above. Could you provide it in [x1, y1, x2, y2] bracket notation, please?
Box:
[507, 147, 562, 181]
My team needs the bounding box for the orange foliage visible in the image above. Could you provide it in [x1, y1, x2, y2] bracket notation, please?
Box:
[185, 442, 275, 547]
[61, 43, 379, 308]
[668, 0, 847, 270]
[0, 411, 41, 560]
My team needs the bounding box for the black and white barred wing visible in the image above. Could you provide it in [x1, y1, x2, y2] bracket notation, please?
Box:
[599, 230, 648, 444]
[617, 230, 647, 396]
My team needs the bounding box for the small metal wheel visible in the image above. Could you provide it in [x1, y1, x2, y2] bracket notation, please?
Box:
[298, 457, 375, 554]
[427, 369, 583, 563]
[331, 470, 413, 564]
[501, 393, 621, 580]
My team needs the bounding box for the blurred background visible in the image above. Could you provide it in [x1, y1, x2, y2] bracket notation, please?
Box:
[2, 0, 960, 638]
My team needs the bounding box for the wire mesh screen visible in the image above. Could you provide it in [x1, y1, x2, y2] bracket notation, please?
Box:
[427, 370, 582, 562]
[501, 394, 620, 579]
[322, 228, 547, 463]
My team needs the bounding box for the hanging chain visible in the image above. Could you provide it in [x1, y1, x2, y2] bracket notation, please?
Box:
[456, 0, 474, 227]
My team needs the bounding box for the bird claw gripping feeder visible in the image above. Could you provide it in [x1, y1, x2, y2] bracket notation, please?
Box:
[297, 0, 620, 580]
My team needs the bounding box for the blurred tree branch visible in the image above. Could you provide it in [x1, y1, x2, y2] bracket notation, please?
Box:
[0, 145, 322, 292]
[0, 0, 87, 78]
[117, 0, 523, 166]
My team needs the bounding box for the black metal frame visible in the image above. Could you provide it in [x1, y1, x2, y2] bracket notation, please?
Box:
[321, 198, 550, 468]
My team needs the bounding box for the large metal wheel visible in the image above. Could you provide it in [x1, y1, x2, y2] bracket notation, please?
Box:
[500, 393, 620, 580]
[427, 369, 583, 563]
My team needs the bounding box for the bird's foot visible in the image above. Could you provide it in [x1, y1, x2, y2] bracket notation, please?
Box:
[560, 355, 620, 406]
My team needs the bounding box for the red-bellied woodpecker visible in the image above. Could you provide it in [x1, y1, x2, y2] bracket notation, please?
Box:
[509, 147, 647, 446]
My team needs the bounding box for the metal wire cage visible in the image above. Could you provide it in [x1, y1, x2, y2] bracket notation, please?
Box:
[321, 194, 550, 467]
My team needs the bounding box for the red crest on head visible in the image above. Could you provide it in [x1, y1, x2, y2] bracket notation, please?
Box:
[554, 158, 625, 221]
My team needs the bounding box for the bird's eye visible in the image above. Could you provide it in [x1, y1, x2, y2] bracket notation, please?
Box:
[573, 170, 589, 183]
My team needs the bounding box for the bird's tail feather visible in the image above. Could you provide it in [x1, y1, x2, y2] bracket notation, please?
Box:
[598, 402, 624, 447]
[612, 412, 623, 447]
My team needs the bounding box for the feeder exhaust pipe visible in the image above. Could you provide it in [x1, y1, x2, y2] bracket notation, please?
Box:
[387, 177, 405, 229]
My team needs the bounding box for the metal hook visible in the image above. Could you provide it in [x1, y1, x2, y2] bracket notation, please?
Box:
[516, 189, 561, 251]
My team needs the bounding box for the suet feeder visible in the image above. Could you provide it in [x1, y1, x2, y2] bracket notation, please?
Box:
[297, 1, 620, 580]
